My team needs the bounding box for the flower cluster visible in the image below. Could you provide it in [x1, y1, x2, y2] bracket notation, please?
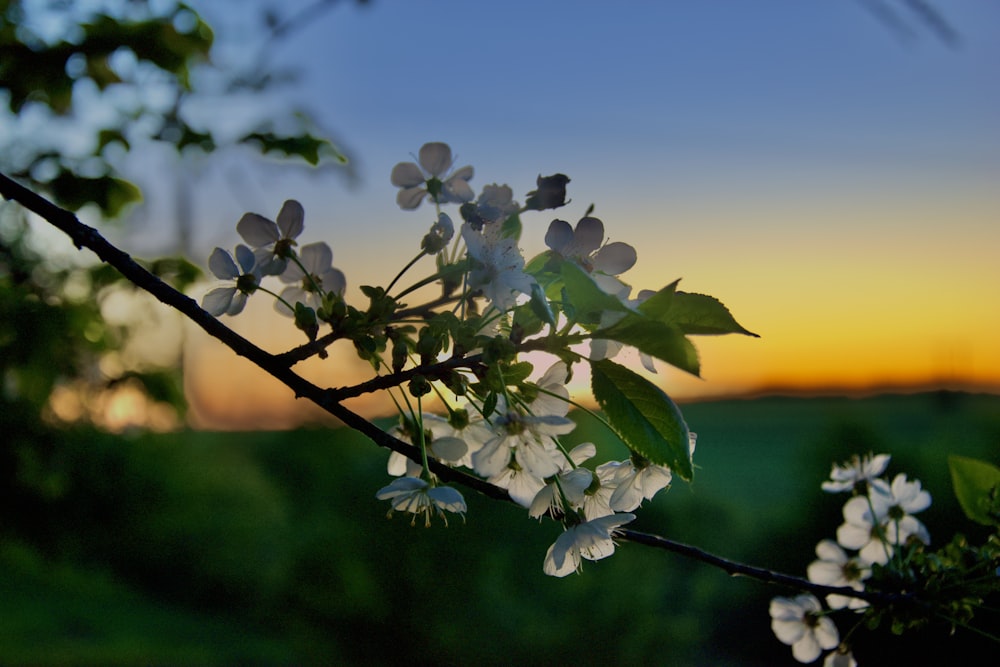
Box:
[202, 199, 346, 325]
[770, 453, 933, 665]
[203, 141, 754, 578]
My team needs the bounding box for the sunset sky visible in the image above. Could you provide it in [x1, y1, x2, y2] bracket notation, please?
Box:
[156, 1, 1000, 428]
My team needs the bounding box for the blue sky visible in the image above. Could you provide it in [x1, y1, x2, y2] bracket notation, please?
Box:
[175, 1, 999, 423]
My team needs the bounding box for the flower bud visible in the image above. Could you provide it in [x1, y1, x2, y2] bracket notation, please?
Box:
[524, 174, 570, 211]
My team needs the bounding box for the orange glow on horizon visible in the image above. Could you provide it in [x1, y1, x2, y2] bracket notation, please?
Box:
[183, 194, 1000, 430]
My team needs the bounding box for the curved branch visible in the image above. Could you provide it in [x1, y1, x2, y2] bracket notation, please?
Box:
[2, 170, 904, 606]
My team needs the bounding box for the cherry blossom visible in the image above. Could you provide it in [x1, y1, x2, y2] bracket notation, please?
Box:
[275, 241, 346, 315]
[769, 594, 840, 663]
[201, 244, 266, 316]
[375, 477, 466, 527]
[391, 142, 474, 210]
[543, 513, 635, 577]
[236, 199, 305, 274]
[822, 453, 891, 494]
[462, 221, 535, 311]
[544, 216, 637, 293]
[806, 539, 871, 610]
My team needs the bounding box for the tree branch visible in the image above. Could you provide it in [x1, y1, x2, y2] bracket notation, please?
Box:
[2, 170, 905, 606]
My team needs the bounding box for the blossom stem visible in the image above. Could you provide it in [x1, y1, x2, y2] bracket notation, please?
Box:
[288, 251, 325, 296]
[386, 250, 428, 295]
[394, 267, 453, 301]
[256, 285, 296, 313]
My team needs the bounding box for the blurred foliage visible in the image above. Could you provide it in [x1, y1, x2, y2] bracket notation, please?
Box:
[1, 0, 354, 446]
[0, 0, 346, 218]
[1, 395, 997, 665]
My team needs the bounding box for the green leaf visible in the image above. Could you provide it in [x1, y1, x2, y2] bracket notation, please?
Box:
[949, 456, 1000, 526]
[47, 171, 142, 218]
[590, 359, 693, 480]
[500, 212, 522, 240]
[527, 282, 556, 328]
[634, 279, 681, 319]
[642, 289, 758, 337]
[596, 313, 700, 376]
[239, 131, 346, 166]
[560, 262, 627, 324]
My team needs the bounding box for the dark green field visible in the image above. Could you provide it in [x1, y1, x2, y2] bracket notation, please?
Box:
[2, 392, 998, 666]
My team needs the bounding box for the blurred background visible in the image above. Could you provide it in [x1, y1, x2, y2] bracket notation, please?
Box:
[1, 0, 998, 664]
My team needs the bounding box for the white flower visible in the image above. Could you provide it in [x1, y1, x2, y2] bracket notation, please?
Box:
[836, 494, 894, 565]
[275, 241, 346, 316]
[806, 539, 871, 610]
[769, 594, 840, 663]
[876, 473, 932, 546]
[375, 477, 466, 527]
[472, 362, 576, 482]
[600, 457, 673, 512]
[461, 221, 535, 311]
[837, 473, 931, 564]
[488, 463, 547, 508]
[391, 142, 474, 210]
[473, 183, 519, 224]
[201, 244, 266, 316]
[236, 199, 305, 274]
[822, 453, 891, 493]
[544, 216, 636, 293]
[543, 513, 635, 577]
[529, 467, 594, 519]
[387, 412, 478, 478]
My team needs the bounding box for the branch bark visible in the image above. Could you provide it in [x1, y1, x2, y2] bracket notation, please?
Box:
[2, 170, 908, 607]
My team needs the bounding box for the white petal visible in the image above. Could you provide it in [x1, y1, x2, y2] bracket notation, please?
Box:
[814, 616, 841, 650]
[419, 142, 452, 176]
[568, 442, 597, 465]
[226, 291, 249, 316]
[234, 244, 256, 274]
[321, 268, 347, 295]
[515, 440, 562, 480]
[835, 521, 871, 551]
[391, 162, 425, 187]
[609, 472, 644, 511]
[507, 470, 546, 507]
[640, 352, 657, 373]
[791, 634, 822, 663]
[807, 560, 846, 587]
[545, 219, 574, 252]
[236, 212, 279, 247]
[386, 451, 409, 476]
[593, 241, 637, 275]
[202, 287, 236, 316]
[570, 217, 605, 255]
[471, 438, 511, 477]
[430, 436, 468, 462]
[815, 539, 848, 564]
[562, 468, 595, 501]
[543, 540, 578, 577]
[376, 476, 427, 499]
[208, 247, 239, 280]
[276, 200, 304, 239]
[428, 486, 466, 513]
[637, 465, 672, 500]
[771, 618, 806, 645]
[444, 175, 474, 203]
[397, 186, 427, 210]
[842, 495, 875, 525]
[299, 242, 333, 273]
